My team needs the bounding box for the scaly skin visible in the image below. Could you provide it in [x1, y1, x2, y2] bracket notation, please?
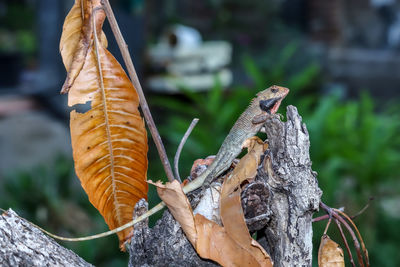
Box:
[4, 85, 289, 242]
[185, 85, 289, 191]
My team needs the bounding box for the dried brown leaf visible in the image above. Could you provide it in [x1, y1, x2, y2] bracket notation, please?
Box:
[153, 136, 270, 265]
[65, 6, 148, 247]
[220, 136, 272, 266]
[220, 189, 272, 266]
[148, 180, 197, 245]
[60, 0, 107, 93]
[195, 214, 263, 267]
[221, 136, 267, 196]
[318, 234, 345, 267]
[152, 178, 269, 266]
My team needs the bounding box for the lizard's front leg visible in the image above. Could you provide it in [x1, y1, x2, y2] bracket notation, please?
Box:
[251, 113, 270, 124]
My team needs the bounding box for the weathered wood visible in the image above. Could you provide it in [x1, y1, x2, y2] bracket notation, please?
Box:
[261, 105, 322, 266]
[128, 105, 322, 266]
[0, 209, 92, 267]
[128, 199, 218, 267]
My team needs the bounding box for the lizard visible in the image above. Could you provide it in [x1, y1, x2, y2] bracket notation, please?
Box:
[0, 85, 289, 242]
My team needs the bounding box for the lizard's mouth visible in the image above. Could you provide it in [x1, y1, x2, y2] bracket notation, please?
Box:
[260, 97, 282, 114]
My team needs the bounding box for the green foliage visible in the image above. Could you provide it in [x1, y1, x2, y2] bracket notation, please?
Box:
[0, 2, 36, 55]
[308, 91, 400, 266]
[0, 156, 126, 267]
[307, 91, 400, 204]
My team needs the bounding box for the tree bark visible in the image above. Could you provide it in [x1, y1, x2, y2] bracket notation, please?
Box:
[0, 209, 92, 267]
[128, 105, 322, 266]
[261, 105, 322, 266]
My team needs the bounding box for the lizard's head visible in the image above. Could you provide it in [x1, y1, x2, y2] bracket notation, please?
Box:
[257, 85, 289, 114]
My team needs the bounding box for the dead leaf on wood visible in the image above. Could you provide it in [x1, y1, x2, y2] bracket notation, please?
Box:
[195, 213, 264, 267]
[220, 136, 272, 266]
[151, 178, 266, 266]
[60, 0, 148, 248]
[148, 180, 197, 245]
[318, 234, 345, 267]
[153, 136, 272, 266]
[221, 136, 267, 196]
[220, 189, 272, 266]
[60, 0, 108, 93]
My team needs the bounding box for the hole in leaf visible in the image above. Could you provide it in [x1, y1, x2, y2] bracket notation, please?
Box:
[70, 101, 92, 113]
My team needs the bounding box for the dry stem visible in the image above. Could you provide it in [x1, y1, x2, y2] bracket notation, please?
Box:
[174, 118, 199, 182]
[101, 0, 175, 182]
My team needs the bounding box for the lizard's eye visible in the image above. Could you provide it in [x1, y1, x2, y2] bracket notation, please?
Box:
[271, 88, 278, 93]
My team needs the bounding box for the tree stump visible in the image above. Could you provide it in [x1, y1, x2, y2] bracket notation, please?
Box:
[128, 106, 322, 266]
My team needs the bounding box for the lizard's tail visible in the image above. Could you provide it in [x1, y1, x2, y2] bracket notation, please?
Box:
[0, 202, 166, 242]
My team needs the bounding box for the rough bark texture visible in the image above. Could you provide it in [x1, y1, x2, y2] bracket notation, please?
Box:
[261, 106, 322, 266]
[128, 199, 218, 267]
[128, 106, 322, 266]
[0, 209, 92, 267]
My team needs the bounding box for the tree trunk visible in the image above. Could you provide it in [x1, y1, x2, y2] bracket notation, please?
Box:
[128, 105, 322, 266]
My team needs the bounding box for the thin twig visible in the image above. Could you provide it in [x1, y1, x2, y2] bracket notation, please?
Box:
[312, 207, 344, 222]
[320, 202, 365, 267]
[335, 208, 370, 267]
[323, 217, 332, 235]
[101, 0, 175, 182]
[174, 118, 199, 183]
[312, 214, 329, 222]
[335, 218, 355, 267]
[351, 197, 373, 219]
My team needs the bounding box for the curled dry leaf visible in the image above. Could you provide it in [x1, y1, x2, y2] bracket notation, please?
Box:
[153, 179, 269, 267]
[60, 0, 107, 93]
[318, 234, 345, 267]
[195, 213, 263, 267]
[61, 1, 148, 247]
[220, 136, 272, 266]
[221, 136, 267, 196]
[220, 189, 272, 266]
[154, 136, 271, 266]
[148, 180, 197, 245]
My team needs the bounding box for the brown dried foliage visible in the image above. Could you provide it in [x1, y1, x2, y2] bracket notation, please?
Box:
[153, 136, 272, 266]
[60, 0, 148, 247]
[318, 235, 345, 267]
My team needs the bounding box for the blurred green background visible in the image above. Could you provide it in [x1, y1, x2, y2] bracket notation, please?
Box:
[0, 0, 399, 266]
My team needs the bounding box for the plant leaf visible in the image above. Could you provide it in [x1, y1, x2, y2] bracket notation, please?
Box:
[152, 179, 269, 266]
[220, 136, 272, 266]
[61, 1, 148, 247]
[60, 0, 107, 93]
[318, 234, 345, 267]
[152, 137, 272, 266]
[194, 213, 263, 267]
[149, 180, 197, 245]
[221, 136, 267, 196]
